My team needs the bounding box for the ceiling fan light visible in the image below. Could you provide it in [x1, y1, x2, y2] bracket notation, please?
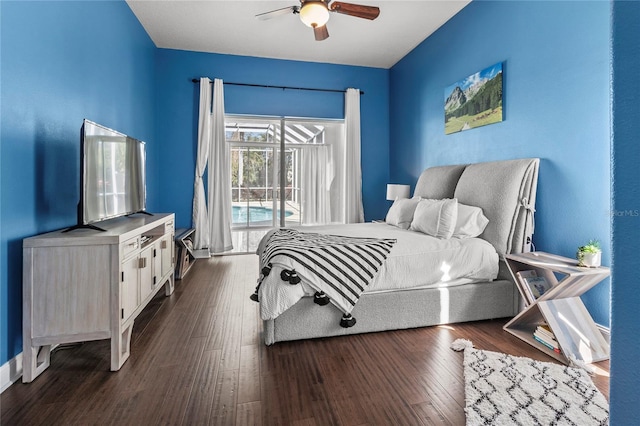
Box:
[300, 2, 330, 28]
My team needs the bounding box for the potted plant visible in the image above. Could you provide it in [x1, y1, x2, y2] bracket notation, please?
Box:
[577, 239, 601, 267]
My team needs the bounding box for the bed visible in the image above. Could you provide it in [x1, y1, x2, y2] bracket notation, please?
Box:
[255, 158, 540, 345]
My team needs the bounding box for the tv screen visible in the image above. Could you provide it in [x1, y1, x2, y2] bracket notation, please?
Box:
[80, 119, 146, 225]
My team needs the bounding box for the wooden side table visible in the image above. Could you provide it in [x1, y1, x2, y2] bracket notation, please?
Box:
[503, 251, 610, 364]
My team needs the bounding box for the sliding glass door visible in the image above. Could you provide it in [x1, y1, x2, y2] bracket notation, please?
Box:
[226, 116, 344, 231]
[228, 119, 279, 228]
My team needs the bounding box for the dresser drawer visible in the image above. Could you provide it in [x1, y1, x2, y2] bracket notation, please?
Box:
[121, 236, 140, 259]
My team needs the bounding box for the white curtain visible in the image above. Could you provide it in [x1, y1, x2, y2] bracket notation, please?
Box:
[344, 88, 364, 223]
[192, 78, 211, 250]
[301, 145, 334, 225]
[208, 79, 233, 253]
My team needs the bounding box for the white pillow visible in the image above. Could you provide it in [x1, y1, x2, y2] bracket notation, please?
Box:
[410, 198, 458, 239]
[453, 203, 489, 238]
[385, 197, 420, 229]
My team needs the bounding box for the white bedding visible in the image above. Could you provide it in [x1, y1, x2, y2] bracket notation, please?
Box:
[257, 222, 499, 320]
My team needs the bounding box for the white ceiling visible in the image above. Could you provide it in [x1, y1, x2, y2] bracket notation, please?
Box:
[126, 1, 471, 69]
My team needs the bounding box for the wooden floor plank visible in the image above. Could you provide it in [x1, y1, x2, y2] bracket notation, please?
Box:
[411, 400, 454, 426]
[211, 368, 240, 425]
[1, 254, 609, 426]
[238, 344, 261, 404]
[151, 337, 207, 425]
[182, 349, 222, 425]
[236, 401, 263, 426]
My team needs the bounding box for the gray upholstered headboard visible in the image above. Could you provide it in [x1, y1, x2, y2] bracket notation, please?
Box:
[414, 158, 540, 255]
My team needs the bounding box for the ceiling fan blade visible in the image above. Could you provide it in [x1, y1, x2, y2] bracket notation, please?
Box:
[255, 5, 299, 21]
[329, 1, 380, 20]
[313, 24, 329, 41]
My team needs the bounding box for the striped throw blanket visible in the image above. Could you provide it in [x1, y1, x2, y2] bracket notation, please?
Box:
[257, 228, 396, 325]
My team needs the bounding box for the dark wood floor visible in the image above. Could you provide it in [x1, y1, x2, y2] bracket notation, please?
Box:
[1, 255, 609, 425]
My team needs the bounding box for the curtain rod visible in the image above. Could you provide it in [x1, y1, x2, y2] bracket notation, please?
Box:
[191, 78, 364, 95]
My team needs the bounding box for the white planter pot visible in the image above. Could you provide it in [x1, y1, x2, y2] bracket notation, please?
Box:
[578, 251, 601, 268]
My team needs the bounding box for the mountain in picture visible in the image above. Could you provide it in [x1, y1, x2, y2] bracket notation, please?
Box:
[445, 86, 467, 112]
[444, 62, 503, 134]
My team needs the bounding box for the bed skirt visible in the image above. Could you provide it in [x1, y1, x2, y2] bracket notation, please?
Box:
[263, 278, 518, 345]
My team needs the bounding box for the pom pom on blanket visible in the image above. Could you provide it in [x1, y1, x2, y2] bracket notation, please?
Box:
[288, 270, 301, 285]
[261, 263, 272, 277]
[280, 269, 291, 281]
[451, 338, 473, 352]
[280, 269, 301, 285]
[340, 313, 356, 328]
[313, 291, 330, 306]
[250, 280, 261, 302]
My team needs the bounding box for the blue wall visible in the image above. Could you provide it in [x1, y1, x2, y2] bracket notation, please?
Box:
[154, 49, 390, 229]
[610, 1, 640, 423]
[390, 0, 611, 327]
[0, 0, 157, 365]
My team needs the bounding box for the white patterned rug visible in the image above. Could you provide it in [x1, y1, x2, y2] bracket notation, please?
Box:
[451, 339, 609, 426]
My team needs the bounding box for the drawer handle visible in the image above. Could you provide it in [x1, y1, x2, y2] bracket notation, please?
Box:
[139, 257, 147, 268]
[161, 240, 168, 249]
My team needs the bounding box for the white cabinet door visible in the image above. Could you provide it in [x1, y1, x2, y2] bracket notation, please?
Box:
[160, 234, 173, 278]
[151, 242, 161, 290]
[121, 256, 139, 322]
[139, 246, 154, 303]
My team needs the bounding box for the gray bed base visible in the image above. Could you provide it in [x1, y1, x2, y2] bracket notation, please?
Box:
[264, 276, 517, 345]
[262, 158, 540, 345]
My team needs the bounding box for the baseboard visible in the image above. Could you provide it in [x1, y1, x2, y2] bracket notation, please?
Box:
[1, 352, 23, 393]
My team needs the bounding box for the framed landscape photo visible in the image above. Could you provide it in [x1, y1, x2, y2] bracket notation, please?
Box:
[444, 62, 503, 134]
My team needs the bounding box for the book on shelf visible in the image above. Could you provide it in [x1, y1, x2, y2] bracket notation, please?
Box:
[535, 324, 555, 340]
[515, 270, 538, 302]
[533, 324, 560, 352]
[523, 274, 552, 299]
[534, 330, 558, 348]
[533, 334, 561, 353]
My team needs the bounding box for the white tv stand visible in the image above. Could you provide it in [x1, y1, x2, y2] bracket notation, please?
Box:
[22, 213, 175, 382]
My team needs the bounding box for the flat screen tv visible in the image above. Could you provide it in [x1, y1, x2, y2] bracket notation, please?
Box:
[65, 119, 148, 232]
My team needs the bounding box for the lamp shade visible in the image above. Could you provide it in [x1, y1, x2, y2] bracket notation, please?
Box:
[386, 184, 410, 201]
[299, 1, 330, 28]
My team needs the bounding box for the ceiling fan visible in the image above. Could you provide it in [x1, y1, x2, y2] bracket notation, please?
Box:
[256, 1, 380, 41]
